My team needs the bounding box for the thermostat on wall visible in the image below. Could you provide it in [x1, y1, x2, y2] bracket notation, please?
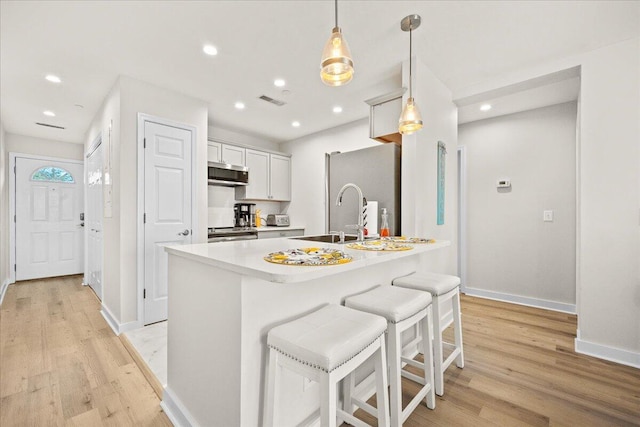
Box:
[497, 178, 511, 188]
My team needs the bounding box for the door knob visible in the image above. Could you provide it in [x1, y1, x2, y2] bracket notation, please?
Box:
[178, 229, 190, 236]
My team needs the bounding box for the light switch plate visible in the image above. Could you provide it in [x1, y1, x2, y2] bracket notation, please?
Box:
[543, 210, 553, 222]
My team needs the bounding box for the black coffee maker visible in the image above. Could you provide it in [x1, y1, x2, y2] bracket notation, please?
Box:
[234, 203, 256, 228]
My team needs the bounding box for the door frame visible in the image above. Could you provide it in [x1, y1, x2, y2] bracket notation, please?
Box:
[136, 113, 197, 326]
[84, 133, 103, 299]
[457, 145, 467, 292]
[8, 152, 84, 284]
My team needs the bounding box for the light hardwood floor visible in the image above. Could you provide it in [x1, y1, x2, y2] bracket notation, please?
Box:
[2, 277, 639, 426]
[352, 295, 640, 426]
[0, 275, 171, 426]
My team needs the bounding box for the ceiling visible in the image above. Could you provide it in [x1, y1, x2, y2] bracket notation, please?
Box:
[1, 1, 638, 145]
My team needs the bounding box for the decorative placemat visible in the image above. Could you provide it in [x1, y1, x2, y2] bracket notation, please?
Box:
[264, 248, 352, 266]
[381, 236, 436, 244]
[345, 241, 413, 251]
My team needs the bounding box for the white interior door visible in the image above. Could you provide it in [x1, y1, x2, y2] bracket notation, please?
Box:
[144, 120, 193, 325]
[15, 157, 84, 280]
[86, 144, 103, 299]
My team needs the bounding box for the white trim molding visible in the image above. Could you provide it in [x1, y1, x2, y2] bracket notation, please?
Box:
[101, 304, 142, 336]
[575, 338, 640, 369]
[161, 386, 200, 427]
[463, 287, 576, 314]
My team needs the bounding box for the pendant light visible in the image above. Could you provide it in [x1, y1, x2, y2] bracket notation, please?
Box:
[320, 0, 354, 86]
[398, 14, 423, 134]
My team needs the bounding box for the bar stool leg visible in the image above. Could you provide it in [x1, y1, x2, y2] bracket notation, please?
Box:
[432, 296, 445, 396]
[374, 334, 391, 427]
[320, 374, 337, 427]
[387, 323, 402, 427]
[422, 306, 436, 409]
[263, 348, 279, 427]
[341, 371, 355, 417]
[453, 291, 465, 368]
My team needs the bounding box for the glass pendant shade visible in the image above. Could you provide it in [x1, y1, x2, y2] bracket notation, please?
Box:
[320, 27, 354, 86]
[398, 97, 423, 134]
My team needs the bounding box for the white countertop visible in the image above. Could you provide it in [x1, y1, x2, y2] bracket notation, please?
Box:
[166, 237, 450, 284]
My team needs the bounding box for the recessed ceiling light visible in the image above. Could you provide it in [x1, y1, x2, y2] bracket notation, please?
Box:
[45, 74, 61, 83]
[43, 110, 56, 117]
[203, 44, 218, 56]
[333, 106, 343, 114]
[274, 79, 286, 87]
[291, 121, 300, 128]
[234, 102, 245, 110]
[480, 104, 492, 111]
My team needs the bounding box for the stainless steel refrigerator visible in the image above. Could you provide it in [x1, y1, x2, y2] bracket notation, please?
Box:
[326, 144, 401, 236]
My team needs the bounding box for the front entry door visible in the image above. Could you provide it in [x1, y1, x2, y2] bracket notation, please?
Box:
[15, 157, 84, 280]
[86, 144, 104, 299]
[143, 120, 193, 325]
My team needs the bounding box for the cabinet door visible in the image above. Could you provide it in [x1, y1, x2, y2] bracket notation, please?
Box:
[244, 149, 270, 199]
[270, 154, 291, 201]
[222, 144, 245, 166]
[207, 142, 222, 163]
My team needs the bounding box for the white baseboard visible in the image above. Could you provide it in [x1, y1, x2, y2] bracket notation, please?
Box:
[575, 338, 640, 369]
[101, 304, 142, 336]
[0, 278, 11, 306]
[463, 287, 576, 314]
[161, 386, 200, 427]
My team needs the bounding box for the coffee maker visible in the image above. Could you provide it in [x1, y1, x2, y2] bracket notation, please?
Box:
[234, 203, 256, 228]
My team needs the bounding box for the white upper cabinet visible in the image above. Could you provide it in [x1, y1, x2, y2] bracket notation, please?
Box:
[269, 154, 291, 201]
[207, 141, 222, 163]
[207, 141, 246, 166]
[243, 149, 270, 199]
[222, 145, 245, 166]
[237, 149, 291, 201]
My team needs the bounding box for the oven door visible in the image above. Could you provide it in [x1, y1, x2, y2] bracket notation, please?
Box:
[208, 232, 258, 243]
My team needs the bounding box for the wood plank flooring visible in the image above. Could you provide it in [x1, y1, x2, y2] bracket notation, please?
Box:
[2, 277, 639, 426]
[351, 294, 640, 427]
[0, 275, 171, 427]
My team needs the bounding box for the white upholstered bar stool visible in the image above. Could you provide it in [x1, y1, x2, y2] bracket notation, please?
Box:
[263, 304, 390, 427]
[392, 272, 464, 396]
[344, 286, 436, 427]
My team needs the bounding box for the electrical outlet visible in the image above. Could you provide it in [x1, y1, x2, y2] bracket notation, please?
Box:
[543, 210, 554, 222]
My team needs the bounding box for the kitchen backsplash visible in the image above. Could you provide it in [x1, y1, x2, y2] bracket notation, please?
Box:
[208, 186, 288, 227]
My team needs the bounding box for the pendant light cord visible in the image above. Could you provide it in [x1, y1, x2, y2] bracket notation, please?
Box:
[409, 26, 413, 98]
[335, 0, 338, 28]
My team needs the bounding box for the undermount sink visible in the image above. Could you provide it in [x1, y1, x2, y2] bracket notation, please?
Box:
[289, 234, 359, 244]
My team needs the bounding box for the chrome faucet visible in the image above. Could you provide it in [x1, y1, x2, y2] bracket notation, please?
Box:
[336, 183, 367, 241]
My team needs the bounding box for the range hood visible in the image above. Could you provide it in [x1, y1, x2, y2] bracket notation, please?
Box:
[208, 162, 249, 187]
[365, 88, 407, 144]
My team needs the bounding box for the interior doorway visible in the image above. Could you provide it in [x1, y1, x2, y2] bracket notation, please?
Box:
[137, 114, 196, 325]
[85, 138, 104, 300]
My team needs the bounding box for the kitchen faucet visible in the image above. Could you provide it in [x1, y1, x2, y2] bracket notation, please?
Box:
[336, 183, 367, 241]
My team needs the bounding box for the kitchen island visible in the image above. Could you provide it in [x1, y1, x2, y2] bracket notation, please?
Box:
[162, 237, 450, 427]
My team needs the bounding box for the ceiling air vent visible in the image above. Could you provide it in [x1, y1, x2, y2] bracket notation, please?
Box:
[35, 122, 66, 130]
[258, 95, 286, 106]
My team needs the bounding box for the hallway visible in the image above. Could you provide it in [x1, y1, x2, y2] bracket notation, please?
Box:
[0, 275, 171, 426]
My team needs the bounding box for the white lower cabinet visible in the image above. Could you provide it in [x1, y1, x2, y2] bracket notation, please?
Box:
[257, 228, 304, 239]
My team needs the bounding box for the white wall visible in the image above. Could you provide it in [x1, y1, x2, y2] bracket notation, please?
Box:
[5, 133, 84, 160]
[85, 75, 208, 329]
[208, 125, 280, 152]
[459, 102, 577, 308]
[280, 118, 377, 234]
[402, 58, 459, 275]
[454, 37, 640, 367]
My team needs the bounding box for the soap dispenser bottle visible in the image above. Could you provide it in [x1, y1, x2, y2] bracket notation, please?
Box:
[380, 208, 390, 237]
